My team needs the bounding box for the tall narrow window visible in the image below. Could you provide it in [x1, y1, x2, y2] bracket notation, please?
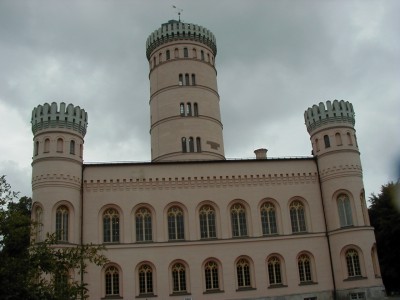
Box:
[185, 73, 189, 85]
[186, 103, 192, 116]
[166, 50, 170, 60]
[196, 137, 201, 152]
[268, 256, 282, 285]
[207, 53, 210, 62]
[324, 134, 330, 148]
[57, 138, 63, 153]
[174, 48, 179, 58]
[105, 266, 120, 296]
[103, 208, 120, 243]
[261, 202, 277, 235]
[56, 205, 69, 242]
[290, 200, 307, 233]
[34, 141, 39, 156]
[158, 52, 162, 63]
[335, 132, 342, 146]
[236, 258, 251, 288]
[315, 138, 320, 152]
[168, 207, 184, 240]
[199, 205, 216, 239]
[180, 103, 185, 116]
[139, 264, 153, 295]
[183, 47, 188, 57]
[298, 254, 312, 283]
[79, 144, 83, 157]
[181, 137, 187, 153]
[153, 57, 156, 68]
[35, 206, 43, 242]
[44, 138, 50, 153]
[136, 207, 152, 242]
[347, 132, 353, 145]
[337, 194, 353, 227]
[188, 137, 194, 152]
[172, 263, 186, 292]
[231, 203, 247, 237]
[204, 261, 219, 291]
[194, 103, 199, 116]
[346, 249, 362, 277]
[191, 74, 196, 85]
[201, 50, 205, 61]
[69, 140, 75, 154]
[179, 74, 183, 85]
[192, 48, 197, 58]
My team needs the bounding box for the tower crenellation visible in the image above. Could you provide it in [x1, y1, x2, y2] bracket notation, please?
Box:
[304, 100, 355, 134]
[31, 102, 88, 136]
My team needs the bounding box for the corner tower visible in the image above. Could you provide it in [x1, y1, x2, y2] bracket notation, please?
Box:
[31, 102, 88, 244]
[146, 20, 225, 161]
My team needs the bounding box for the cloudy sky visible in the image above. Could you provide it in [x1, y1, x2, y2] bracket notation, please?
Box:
[0, 0, 399, 201]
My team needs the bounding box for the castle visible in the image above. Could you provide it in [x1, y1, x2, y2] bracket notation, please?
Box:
[31, 20, 385, 299]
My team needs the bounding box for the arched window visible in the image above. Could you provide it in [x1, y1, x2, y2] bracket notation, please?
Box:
[196, 137, 201, 152]
[191, 74, 196, 85]
[346, 249, 362, 277]
[204, 261, 219, 291]
[192, 48, 197, 58]
[315, 138, 320, 152]
[180, 103, 185, 116]
[168, 206, 184, 240]
[335, 132, 342, 146]
[44, 138, 50, 153]
[194, 103, 199, 116]
[69, 140, 75, 155]
[57, 138, 63, 153]
[185, 73, 189, 85]
[199, 205, 216, 239]
[105, 266, 120, 296]
[136, 208, 152, 242]
[179, 74, 183, 85]
[174, 48, 179, 58]
[347, 132, 353, 145]
[103, 209, 120, 243]
[201, 50, 205, 61]
[298, 254, 312, 283]
[188, 137, 194, 152]
[290, 200, 307, 233]
[56, 205, 69, 242]
[186, 103, 192, 116]
[181, 137, 187, 153]
[337, 194, 353, 227]
[138, 264, 153, 295]
[261, 202, 277, 235]
[267, 256, 282, 285]
[79, 144, 83, 157]
[183, 47, 188, 57]
[207, 53, 210, 62]
[324, 134, 330, 148]
[231, 203, 247, 237]
[158, 52, 162, 63]
[172, 263, 186, 293]
[35, 206, 43, 242]
[166, 49, 170, 60]
[153, 57, 156, 68]
[34, 141, 39, 156]
[236, 258, 251, 288]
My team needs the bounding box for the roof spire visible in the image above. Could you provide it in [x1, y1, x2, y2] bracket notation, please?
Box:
[172, 5, 183, 22]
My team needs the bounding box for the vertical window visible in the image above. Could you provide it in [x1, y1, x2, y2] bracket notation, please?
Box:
[185, 73, 189, 85]
[231, 203, 247, 237]
[34, 141, 39, 156]
[35, 206, 43, 242]
[180, 103, 185, 116]
[194, 103, 199, 116]
[207, 53, 210, 62]
[44, 138, 50, 153]
[346, 249, 362, 277]
[139, 264, 153, 295]
[174, 48, 179, 58]
[201, 50, 205, 61]
[188, 137, 194, 152]
[186, 103, 192, 116]
[172, 263, 186, 292]
[196, 137, 201, 152]
[136, 208, 152, 242]
[204, 261, 219, 291]
[56, 205, 69, 242]
[69, 140, 75, 154]
[267, 256, 282, 285]
[183, 47, 188, 57]
[158, 52, 162, 63]
[350, 292, 366, 299]
[79, 144, 83, 157]
[337, 194, 353, 227]
[168, 207, 184, 240]
[191, 74, 196, 85]
[153, 57, 156, 68]
[199, 205, 216, 239]
[103, 208, 120, 243]
[261, 202, 277, 235]
[105, 266, 120, 296]
[181, 137, 187, 153]
[179, 74, 183, 85]
[166, 50, 170, 60]
[347, 132, 353, 145]
[57, 138, 63, 153]
[315, 138, 320, 152]
[324, 134, 330, 148]
[236, 258, 251, 288]
[335, 132, 342, 146]
[298, 254, 312, 283]
[290, 200, 307, 233]
[55, 271, 69, 298]
[192, 48, 197, 58]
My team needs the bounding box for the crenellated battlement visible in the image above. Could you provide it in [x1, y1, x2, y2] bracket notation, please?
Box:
[31, 102, 88, 136]
[146, 20, 217, 59]
[304, 100, 355, 133]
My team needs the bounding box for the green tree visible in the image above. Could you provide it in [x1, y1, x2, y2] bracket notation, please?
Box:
[0, 175, 108, 299]
[369, 181, 400, 295]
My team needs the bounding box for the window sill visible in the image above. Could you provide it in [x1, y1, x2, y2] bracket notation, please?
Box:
[236, 287, 256, 292]
[101, 296, 123, 299]
[136, 293, 157, 298]
[344, 276, 367, 281]
[299, 281, 318, 286]
[169, 291, 191, 296]
[203, 289, 224, 294]
[268, 284, 287, 289]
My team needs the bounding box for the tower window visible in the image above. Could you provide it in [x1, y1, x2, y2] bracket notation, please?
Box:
[158, 52, 162, 63]
[166, 50, 170, 60]
[335, 132, 342, 146]
[192, 48, 197, 58]
[181, 137, 187, 153]
[44, 138, 50, 153]
[180, 103, 185, 116]
[179, 74, 183, 85]
[207, 53, 210, 62]
[183, 47, 188, 58]
[56, 205, 69, 242]
[174, 48, 179, 58]
[191, 74, 196, 85]
[201, 50, 205, 61]
[186, 103, 192, 116]
[188, 137, 194, 152]
[70, 140, 75, 155]
[185, 73, 189, 85]
[337, 194, 353, 227]
[34, 141, 39, 156]
[323, 134, 330, 148]
[194, 103, 199, 116]
[57, 138, 63, 153]
[196, 137, 201, 152]
[347, 132, 353, 145]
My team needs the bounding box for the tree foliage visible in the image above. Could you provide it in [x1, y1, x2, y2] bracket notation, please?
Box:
[0, 175, 108, 299]
[369, 181, 400, 294]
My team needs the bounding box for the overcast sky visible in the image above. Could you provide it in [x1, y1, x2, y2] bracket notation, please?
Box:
[0, 0, 399, 201]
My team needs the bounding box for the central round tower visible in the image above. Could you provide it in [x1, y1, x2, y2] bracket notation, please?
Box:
[146, 20, 225, 162]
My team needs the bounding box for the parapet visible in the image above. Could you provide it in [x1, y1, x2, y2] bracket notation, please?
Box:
[31, 102, 88, 136]
[146, 20, 217, 59]
[304, 100, 355, 133]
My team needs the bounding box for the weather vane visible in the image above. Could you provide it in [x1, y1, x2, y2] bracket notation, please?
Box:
[172, 5, 183, 22]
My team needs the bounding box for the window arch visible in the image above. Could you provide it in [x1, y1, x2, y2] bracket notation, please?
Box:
[44, 138, 50, 153]
[199, 205, 216, 239]
[231, 203, 247, 237]
[192, 48, 197, 58]
[138, 264, 154, 295]
[69, 140, 75, 154]
[267, 256, 282, 285]
[191, 74, 196, 85]
[188, 137, 194, 152]
[185, 73, 189, 85]
[103, 208, 120, 243]
[324, 134, 330, 148]
[104, 266, 120, 297]
[171, 262, 187, 293]
[236, 258, 251, 289]
[34, 140, 39, 156]
[290, 200, 307, 233]
[166, 49, 170, 60]
[180, 103, 185, 116]
[337, 193, 353, 227]
[168, 206, 184, 240]
[186, 103, 192, 116]
[136, 207, 152, 242]
[158, 52, 162, 63]
[260, 201, 277, 235]
[181, 137, 187, 153]
[315, 138, 320, 152]
[56, 138, 63, 152]
[174, 48, 179, 58]
[335, 132, 342, 146]
[346, 249, 362, 277]
[298, 254, 313, 283]
[196, 137, 201, 152]
[56, 205, 69, 242]
[347, 132, 353, 145]
[204, 260, 220, 291]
